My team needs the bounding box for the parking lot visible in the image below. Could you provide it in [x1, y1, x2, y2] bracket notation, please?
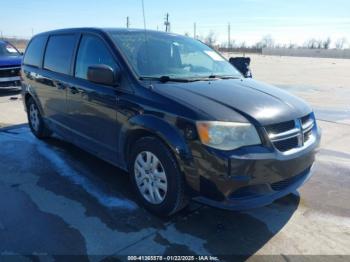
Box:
[0, 54, 350, 260]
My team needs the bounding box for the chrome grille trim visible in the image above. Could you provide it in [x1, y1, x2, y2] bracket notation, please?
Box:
[302, 120, 314, 132]
[0, 66, 21, 70]
[265, 114, 316, 153]
[269, 128, 300, 142]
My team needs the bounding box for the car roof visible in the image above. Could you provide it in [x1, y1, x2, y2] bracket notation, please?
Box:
[34, 27, 184, 38]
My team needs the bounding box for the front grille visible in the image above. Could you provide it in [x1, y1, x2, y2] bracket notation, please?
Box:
[265, 120, 295, 135]
[304, 129, 312, 142]
[0, 80, 21, 87]
[274, 137, 299, 152]
[0, 67, 21, 78]
[301, 114, 311, 125]
[265, 114, 315, 153]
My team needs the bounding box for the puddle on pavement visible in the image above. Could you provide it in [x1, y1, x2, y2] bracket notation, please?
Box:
[0, 183, 88, 257]
[0, 127, 170, 233]
[115, 194, 300, 257]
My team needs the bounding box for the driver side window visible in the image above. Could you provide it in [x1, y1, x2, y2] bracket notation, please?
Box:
[75, 35, 118, 80]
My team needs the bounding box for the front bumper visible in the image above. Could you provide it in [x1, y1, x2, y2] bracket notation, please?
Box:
[186, 124, 321, 210]
[194, 165, 313, 210]
[0, 76, 21, 90]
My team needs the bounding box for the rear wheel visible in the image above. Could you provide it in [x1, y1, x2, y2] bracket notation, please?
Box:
[27, 97, 51, 139]
[129, 137, 188, 216]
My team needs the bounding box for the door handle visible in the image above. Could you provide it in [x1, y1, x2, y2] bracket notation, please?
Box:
[57, 82, 66, 90]
[70, 86, 80, 94]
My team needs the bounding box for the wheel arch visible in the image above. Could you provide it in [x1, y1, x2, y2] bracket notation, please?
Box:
[24, 92, 32, 109]
[120, 115, 193, 172]
[23, 91, 45, 116]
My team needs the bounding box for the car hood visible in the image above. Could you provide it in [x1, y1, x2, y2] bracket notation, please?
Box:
[154, 78, 312, 126]
[0, 55, 22, 67]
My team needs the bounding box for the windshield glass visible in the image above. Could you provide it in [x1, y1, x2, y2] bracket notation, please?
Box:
[0, 42, 20, 57]
[108, 31, 242, 79]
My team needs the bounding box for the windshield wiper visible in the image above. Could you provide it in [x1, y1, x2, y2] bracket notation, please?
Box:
[139, 76, 199, 83]
[139, 75, 240, 83]
[208, 75, 241, 80]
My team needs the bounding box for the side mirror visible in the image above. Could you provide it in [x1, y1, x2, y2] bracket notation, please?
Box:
[229, 57, 252, 78]
[87, 64, 119, 86]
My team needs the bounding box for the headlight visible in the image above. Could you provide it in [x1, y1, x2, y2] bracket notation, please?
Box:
[196, 121, 261, 150]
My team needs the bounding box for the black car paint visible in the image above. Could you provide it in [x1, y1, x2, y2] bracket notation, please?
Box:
[22, 28, 321, 209]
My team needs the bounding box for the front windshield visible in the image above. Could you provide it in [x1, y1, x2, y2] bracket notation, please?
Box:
[108, 31, 242, 80]
[0, 42, 20, 57]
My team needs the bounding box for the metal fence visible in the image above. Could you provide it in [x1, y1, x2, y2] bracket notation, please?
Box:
[218, 47, 262, 54]
[262, 48, 350, 59]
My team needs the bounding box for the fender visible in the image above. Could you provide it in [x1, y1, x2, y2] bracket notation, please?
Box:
[22, 85, 45, 115]
[119, 114, 194, 171]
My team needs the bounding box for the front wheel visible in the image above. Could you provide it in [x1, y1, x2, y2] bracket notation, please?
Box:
[129, 137, 188, 216]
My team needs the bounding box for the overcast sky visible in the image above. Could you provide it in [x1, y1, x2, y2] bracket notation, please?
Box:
[1, 0, 349, 46]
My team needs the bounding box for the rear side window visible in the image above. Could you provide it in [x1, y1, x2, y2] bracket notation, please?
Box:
[23, 36, 47, 67]
[75, 35, 117, 80]
[44, 34, 76, 75]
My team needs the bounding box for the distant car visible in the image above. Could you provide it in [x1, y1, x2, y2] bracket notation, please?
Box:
[22, 28, 321, 216]
[0, 40, 22, 90]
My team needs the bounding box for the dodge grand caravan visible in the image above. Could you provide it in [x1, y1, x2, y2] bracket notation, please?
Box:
[22, 28, 321, 216]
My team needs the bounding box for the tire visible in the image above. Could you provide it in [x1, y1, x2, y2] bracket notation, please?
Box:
[27, 97, 51, 139]
[129, 136, 188, 216]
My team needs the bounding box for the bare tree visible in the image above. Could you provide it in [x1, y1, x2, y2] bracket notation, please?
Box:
[204, 31, 217, 48]
[239, 41, 247, 48]
[305, 38, 320, 49]
[274, 43, 283, 49]
[304, 39, 314, 49]
[322, 37, 332, 49]
[316, 40, 323, 49]
[335, 37, 348, 49]
[288, 43, 297, 49]
[222, 39, 236, 49]
[254, 35, 275, 49]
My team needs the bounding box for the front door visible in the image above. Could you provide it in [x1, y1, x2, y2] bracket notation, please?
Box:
[67, 34, 124, 164]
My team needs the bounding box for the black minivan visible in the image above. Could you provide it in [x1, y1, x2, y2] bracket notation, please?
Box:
[22, 28, 321, 216]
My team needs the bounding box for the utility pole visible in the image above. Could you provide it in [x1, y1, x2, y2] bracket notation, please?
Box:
[193, 22, 197, 39]
[164, 13, 170, 32]
[126, 16, 130, 28]
[228, 22, 231, 48]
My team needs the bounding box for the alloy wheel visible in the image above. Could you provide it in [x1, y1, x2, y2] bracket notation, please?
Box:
[134, 151, 168, 204]
[29, 103, 40, 132]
